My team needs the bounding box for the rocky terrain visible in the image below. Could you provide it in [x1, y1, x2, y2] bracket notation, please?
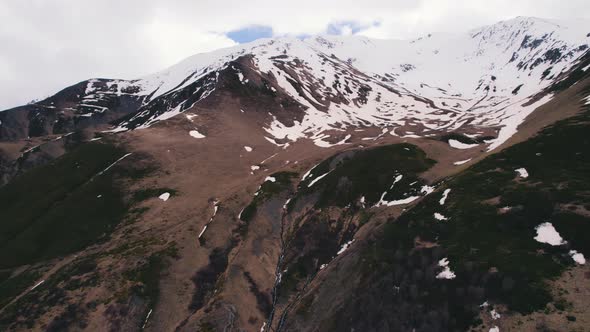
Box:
[0, 16, 589, 332]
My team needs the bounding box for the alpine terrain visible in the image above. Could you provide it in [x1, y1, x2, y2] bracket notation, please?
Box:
[1, 16, 590, 332]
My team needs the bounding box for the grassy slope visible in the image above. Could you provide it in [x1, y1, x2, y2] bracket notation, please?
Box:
[0, 142, 129, 268]
[359, 92, 590, 330]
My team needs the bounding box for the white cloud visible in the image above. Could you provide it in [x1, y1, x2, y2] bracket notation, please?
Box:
[0, 0, 589, 109]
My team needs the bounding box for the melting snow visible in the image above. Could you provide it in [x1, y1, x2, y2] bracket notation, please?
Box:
[251, 165, 260, 171]
[185, 113, 197, 122]
[189, 130, 205, 138]
[308, 171, 331, 187]
[96, 153, 132, 177]
[453, 158, 472, 165]
[569, 250, 586, 264]
[489, 326, 499, 332]
[421, 185, 435, 195]
[515, 168, 529, 178]
[434, 213, 448, 221]
[198, 225, 208, 239]
[490, 309, 501, 320]
[301, 163, 320, 181]
[159, 192, 171, 201]
[534, 222, 566, 246]
[265, 176, 276, 182]
[436, 258, 456, 279]
[142, 309, 153, 329]
[31, 280, 45, 291]
[439, 189, 451, 205]
[448, 139, 479, 149]
[337, 240, 355, 255]
[244, 146, 253, 152]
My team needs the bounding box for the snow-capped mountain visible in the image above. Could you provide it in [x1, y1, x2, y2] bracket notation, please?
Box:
[1, 17, 588, 148]
[2, 16, 590, 332]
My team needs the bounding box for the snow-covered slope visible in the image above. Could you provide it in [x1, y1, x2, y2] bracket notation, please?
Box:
[11, 17, 590, 150]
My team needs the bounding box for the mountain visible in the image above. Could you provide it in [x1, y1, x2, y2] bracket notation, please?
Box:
[0, 17, 589, 332]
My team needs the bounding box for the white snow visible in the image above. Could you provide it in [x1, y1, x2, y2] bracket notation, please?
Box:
[569, 250, 586, 265]
[377, 195, 421, 207]
[434, 213, 448, 221]
[307, 171, 331, 187]
[159, 192, 171, 201]
[301, 163, 320, 181]
[439, 189, 451, 205]
[265, 176, 276, 183]
[64, 18, 584, 150]
[421, 185, 435, 195]
[337, 240, 355, 255]
[582, 64, 590, 72]
[189, 130, 205, 138]
[490, 309, 501, 320]
[448, 139, 479, 150]
[515, 168, 529, 178]
[142, 309, 153, 329]
[31, 280, 45, 291]
[244, 146, 253, 152]
[436, 257, 456, 279]
[185, 113, 197, 122]
[198, 225, 208, 239]
[453, 159, 472, 166]
[534, 222, 566, 246]
[489, 326, 499, 332]
[96, 153, 132, 177]
[251, 165, 260, 171]
[283, 198, 292, 210]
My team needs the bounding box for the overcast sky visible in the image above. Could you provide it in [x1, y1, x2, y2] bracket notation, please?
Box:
[1, 0, 589, 110]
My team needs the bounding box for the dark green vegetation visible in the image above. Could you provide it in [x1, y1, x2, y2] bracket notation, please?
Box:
[0, 139, 167, 326]
[280, 144, 437, 314]
[294, 143, 436, 209]
[125, 245, 179, 308]
[0, 142, 130, 268]
[353, 92, 590, 330]
[239, 171, 298, 222]
[0, 255, 99, 330]
[0, 269, 41, 309]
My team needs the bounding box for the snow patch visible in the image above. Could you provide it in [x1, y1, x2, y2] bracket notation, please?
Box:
[569, 250, 586, 264]
[436, 258, 456, 279]
[453, 158, 472, 165]
[308, 171, 331, 187]
[448, 139, 479, 149]
[244, 146, 253, 152]
[434, 212, 448, 221]
[534, 222, 566, 246]
[490, 309, 501, 320]
[439, 189, 451, 205]
[31, 280, 45, 291]
[189, 130, 205, 138]
[337, 239, 354, 255]
[515, 168, 529, 178]
[159, 192, 171, 201]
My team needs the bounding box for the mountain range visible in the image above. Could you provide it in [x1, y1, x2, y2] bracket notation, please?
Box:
[0, 16, 589, 332]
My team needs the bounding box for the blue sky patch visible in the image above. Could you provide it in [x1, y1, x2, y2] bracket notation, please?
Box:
[227, 25, 273, 43]
[327, 21, 380, 35]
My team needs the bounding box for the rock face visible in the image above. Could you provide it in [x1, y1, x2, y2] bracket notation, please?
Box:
[0, 16, 590, 332]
